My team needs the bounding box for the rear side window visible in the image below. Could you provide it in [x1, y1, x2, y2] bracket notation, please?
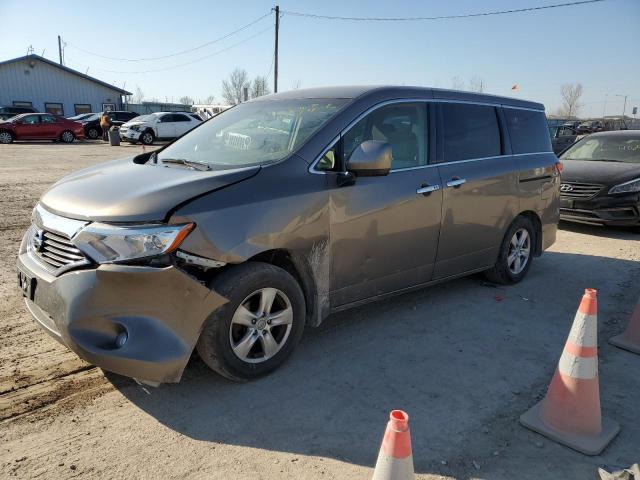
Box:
[442, 104, 501, 162]
[505, 108, 552, 154]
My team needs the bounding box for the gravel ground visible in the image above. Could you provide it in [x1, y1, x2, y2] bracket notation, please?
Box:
[0, 141, 638, 479]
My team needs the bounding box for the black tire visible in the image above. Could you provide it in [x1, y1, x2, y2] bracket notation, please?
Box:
[60, 130, 75, 143]
[140, 130, 154, 145]
[87, 127, 100, 139]
[197, 262, 306, 381]
[0, 131, 14, 144]
[484, 216, 535, 285]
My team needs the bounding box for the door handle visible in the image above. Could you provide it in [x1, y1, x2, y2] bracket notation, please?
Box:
[416, 184, 440, 195]
[446, 178, 467, 188]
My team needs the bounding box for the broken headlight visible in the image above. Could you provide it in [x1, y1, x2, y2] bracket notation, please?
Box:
[73, 223, 194, 263]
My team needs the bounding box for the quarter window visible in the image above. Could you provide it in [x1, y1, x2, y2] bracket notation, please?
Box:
[342, 103, 427, 170]
[442, 103, 501, 162]
[505, 108, 552, 154]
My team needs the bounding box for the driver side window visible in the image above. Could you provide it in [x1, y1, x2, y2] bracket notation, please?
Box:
[342, 103, 427, 170]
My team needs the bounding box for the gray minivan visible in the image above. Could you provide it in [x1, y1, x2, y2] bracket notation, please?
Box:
[17, 86, 560, 383]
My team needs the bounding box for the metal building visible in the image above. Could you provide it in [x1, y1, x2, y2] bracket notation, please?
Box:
[0, 54, 131, 116]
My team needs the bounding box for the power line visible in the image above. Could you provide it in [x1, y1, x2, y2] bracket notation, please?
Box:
[66, 25, 273, 74]
[281, 0, 605, 22]
[66, 11, 271, 62]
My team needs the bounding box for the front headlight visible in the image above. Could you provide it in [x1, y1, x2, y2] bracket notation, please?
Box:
[608, 178, 640, 195]
[73, 223, 194, 263]
[129, 125, 140, 131]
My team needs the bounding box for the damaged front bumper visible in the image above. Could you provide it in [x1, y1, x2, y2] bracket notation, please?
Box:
[17, 246, 226, 384]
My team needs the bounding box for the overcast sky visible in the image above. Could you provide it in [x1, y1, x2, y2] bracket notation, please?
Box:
[1, 0, 638, 116]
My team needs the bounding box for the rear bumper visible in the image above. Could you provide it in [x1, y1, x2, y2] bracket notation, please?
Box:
[559, 193, 640, 226]
[17, 242, 226, 383]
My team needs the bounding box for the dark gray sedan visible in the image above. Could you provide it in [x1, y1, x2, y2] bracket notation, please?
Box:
[17, 86, 560, 383]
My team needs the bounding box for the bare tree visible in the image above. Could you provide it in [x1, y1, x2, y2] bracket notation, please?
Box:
[250, 76, 271, 99]
[132, 85, 145, 104]
[450, 76, 465, 90]
[179, 96, 194, 105]
[221, 68, 250, 105]
[291, 79, 302, 90]
[559, 83, 584, 118]
[204, 94, 216, 104]
[469, 76, 486, 93]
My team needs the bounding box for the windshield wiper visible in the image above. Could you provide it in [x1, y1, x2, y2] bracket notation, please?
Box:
[160, 158, 211, 171]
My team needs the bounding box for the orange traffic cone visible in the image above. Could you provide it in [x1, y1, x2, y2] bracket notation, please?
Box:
[610, 296, 640, 355]
[520, 289, 620, 455]
[372, 410, 414, 480]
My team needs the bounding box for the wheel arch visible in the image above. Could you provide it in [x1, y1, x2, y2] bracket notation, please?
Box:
[515, 210, 543, 256]
[245, 248, 326, 327]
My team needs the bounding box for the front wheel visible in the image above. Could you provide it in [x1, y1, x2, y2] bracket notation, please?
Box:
[140, 130, 154, 145]
[197, 262, 305, 381]
[87, 127, 99, 139]
[0, 131, 14, 144]
[484, 216, 535, 284]
[60, 130, 75, 143]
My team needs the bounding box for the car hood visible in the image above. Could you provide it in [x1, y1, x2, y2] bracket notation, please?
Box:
[560, 159, 640, 186]
[40, 158, 260, 222]
[121, 121, 142, 127]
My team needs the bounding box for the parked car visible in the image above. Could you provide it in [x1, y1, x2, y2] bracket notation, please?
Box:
[0, 105, 38, 120]
[67, 113, 95, 122]
[17, 86, 560, 384]
[0, 113, 84, 144]
[550, 124, 582, 154]
[119, 112, 202, 145]
[577, 120, 603, 135]
[82, 111, 138, 140]
[559, 130, 640, 229]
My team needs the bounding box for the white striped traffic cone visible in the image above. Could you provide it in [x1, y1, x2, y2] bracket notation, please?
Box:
[372, 410, 414, 480]
[520, 289, 620, 455]
[610, 295, 640, 355]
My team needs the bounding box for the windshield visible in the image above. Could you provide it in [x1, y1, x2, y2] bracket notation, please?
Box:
[156, 98, 348, 169]
[561, 135, 640, 163]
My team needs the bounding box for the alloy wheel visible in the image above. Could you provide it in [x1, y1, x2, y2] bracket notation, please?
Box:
[507, 228, 531, 275]
[0, 132, 12, 144]
[141, 132, 153, 144]
[229, 287, 293, 364]
[61, 131, 74, 143]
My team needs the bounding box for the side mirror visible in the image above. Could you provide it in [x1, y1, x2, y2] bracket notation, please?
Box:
[346, 140, 392, 176]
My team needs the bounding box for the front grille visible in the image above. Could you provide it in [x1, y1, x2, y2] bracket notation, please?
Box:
[560, 182, 603, 199]
[29, 226, 89, 274]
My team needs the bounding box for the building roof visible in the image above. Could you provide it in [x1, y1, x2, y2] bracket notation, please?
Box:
[258, 85, 545, 111]
[0, 54, 132, 95]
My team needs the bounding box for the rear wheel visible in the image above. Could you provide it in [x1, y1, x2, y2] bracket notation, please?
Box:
[0, 131, 13, 144]
[60, 130, 75, 143]
[140, 130, 154, 145]
[197, 262, 305, 381]
[484, 216, 535, 284]
[87, 127, 99, 139]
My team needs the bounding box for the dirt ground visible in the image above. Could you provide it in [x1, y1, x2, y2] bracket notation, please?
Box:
[0, 141, 639, 479]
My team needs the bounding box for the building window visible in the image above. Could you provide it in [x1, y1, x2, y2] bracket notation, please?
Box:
[74, 104, 92, 115]
[102, 103, 115, 112]
[13, 101, 33, 107]
[45, 103, 64, 116]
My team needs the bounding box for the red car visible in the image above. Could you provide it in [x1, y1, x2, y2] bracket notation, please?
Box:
[0, 113, 85, 144]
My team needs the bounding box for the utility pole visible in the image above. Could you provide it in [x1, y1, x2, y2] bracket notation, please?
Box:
[274, 5, 279, 93]
[616, 94, 629, 118]
[57, 35, 63, 65]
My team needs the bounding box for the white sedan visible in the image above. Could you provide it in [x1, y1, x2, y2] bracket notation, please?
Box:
[119, 112, 202, 145]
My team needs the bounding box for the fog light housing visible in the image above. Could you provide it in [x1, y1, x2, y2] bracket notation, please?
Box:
[115, 331, 128, 348]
